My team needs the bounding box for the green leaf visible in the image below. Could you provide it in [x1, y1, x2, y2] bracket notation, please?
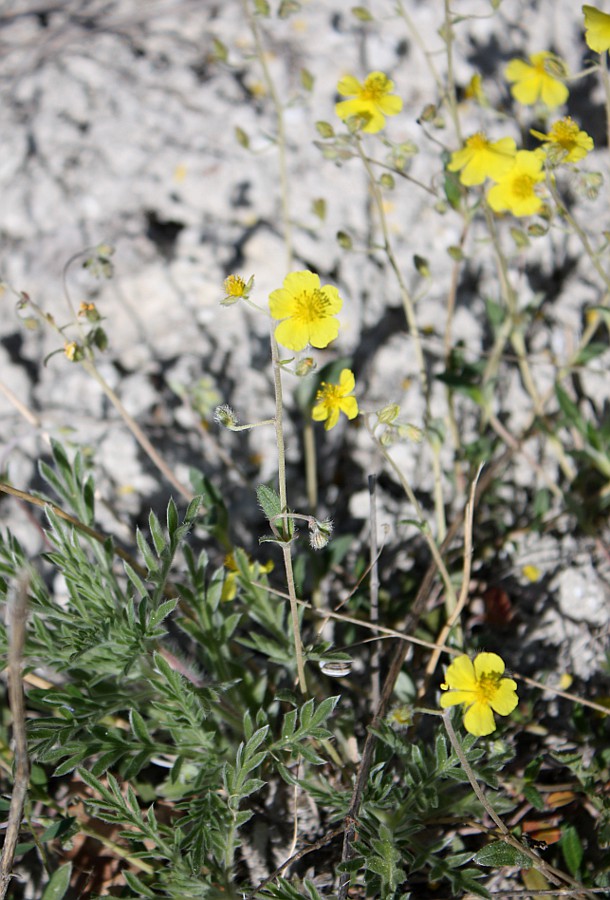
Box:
[123, 562, 150, 599]
[256, 484, 282, 523]
[136, 528, 158, 574]
[166, 497, 178, 537]
[351, 5, 373, 20]
[561, 825, 583, 876]
[148, 598, 178, 628]
[278, 0, 300, 18]
[474, 841, 532, 868]
[41, 863, 72, 900]
[309, 695, 339, 728]
[149, 510, 167, 556]
[123, 871, 157, 897]
[523, 784, 545, 811]
[130, 709, 152, 744]
[244, 725, 269, 758]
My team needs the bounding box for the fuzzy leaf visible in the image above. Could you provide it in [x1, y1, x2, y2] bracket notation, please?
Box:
[474, 841, 532, 868]
[41, 863, 72, 900]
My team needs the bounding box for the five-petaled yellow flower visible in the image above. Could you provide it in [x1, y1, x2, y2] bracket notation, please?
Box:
[487, 150, 546, 217]
[269, 271, 343, 351]
[335, 71, 403, 133]
[440, 652, 519, 736]
[583, 5, 610, 53]
[448, 132, 517, 186]
[531, 117, 594, 164]
[505, 51, 569, 108]
[312, 368, 359, 431]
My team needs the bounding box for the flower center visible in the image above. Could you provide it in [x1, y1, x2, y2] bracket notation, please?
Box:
[467, 132, 489, 151]
[317, 383, 341, 405]
[550, 120, 577, 149]
[294, 288, 331, 323]
[475, 671, 502, 702]
[512, 174, 535, 199]
[361, 73, 389, 101]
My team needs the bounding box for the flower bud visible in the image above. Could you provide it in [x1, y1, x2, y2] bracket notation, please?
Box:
[295, 357, 316, 377]
[377, 403, 400, 425]
[214, 404, 240, 430]
[308, 517, 333, 550]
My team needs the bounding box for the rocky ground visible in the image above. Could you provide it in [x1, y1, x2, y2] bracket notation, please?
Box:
[1, 0, 609, 741]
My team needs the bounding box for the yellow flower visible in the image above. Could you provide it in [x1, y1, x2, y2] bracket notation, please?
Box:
[486, 150, 545, 217]
[312, 368, 358, 431]
[222, 274, 253, 306]
[505, 51, 569, 108]
[448, 132, 517, 186]
[440, 652, 518, 736]
[335, 71, 402, 133]
[464, 73, 486, 105]
[221, 552, 273, 602]
[531, 117, 594, 163]
[269, 270, 342, 351]
[64, 341, 83, 362]
[583, 5, 610, 53]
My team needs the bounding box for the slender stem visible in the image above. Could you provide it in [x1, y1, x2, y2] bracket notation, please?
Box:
[601, 52, 610, 153]
[270, 330, 307, 694]
[303, 419, 317, 510]
[442, 0, 462, 143]
[355, 138, 428, 397]
[368, 475, 380, 709]
[546, 174, 610, 292]
[365, 417, 458, 619]
[243, 0, 292, 271]
[0, 576, 29, 900]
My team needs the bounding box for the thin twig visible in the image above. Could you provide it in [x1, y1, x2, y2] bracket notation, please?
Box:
[0, 575, 30, 900]
[246, 824, 345, 899]
[368, 474, 380, 709]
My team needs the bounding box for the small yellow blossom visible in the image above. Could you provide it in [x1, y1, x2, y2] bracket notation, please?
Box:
[522, 564, 541, 583]
[222, 274, 253, 306]
[312, 368, 358, 431]
[487, 150, 545, 217]
[583, 5, 610, 53]
[464, 73, 486, 105]
[335, 71, 402, 133]
[64, 341, 82, 362]
[448, 132, 517, 186]
[531, 117, 594, 164]
[269, 270, 342, 351]
[440, 652, 519, 737]
[505, 51, 569, 108]
[221, 552, 273, 602]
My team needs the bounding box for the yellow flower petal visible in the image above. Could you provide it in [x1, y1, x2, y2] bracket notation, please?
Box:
[337, 75, 362, 96]
[473, 652, 506, 679]
[464, 702, 497, 737]
[583, 5, 610, 53]
[489, 679, 519, 715]
[443, 653, 477, 690]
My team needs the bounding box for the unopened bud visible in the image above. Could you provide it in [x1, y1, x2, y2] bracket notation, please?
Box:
[309, 517, 333, 550]
[295, 357, 316, 377]
[214, 404, 240, 430]
[377, 403, 400, 425]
